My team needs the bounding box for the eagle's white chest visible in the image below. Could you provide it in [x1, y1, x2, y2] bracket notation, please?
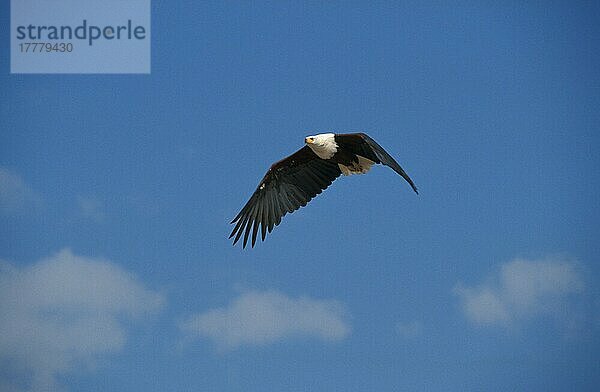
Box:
[306, 134, 338, 159]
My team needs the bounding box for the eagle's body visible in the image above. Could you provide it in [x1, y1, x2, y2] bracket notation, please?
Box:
[230, 132, 417, 248]
[305, 133, 377, 175]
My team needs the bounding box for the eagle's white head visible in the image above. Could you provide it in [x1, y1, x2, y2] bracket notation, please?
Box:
[305, 133, 338, 159]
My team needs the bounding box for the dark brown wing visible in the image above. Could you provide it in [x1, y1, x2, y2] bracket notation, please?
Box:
[335, 133, 418, 194]
[230, 146, 342, 248]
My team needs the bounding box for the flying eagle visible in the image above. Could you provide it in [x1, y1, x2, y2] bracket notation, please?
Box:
[230, 133, 418, 248]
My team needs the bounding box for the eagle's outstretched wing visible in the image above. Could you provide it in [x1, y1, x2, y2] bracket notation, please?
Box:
[335, 133, 418, 194]
[229, 146, 341, 248]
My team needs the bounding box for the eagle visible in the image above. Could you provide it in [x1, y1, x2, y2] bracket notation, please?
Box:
[230, 133, 418, 248]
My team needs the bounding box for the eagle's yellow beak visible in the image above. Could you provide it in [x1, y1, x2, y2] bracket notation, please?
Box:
[305, 137, 314, 144]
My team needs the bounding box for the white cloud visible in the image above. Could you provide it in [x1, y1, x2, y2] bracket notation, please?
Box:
[0, 167, 38, 214]
[396, 320, 423, 339]
[180, 290, 350, 350]
[454, 257, 584, 327]
[0, 249, 165, 391]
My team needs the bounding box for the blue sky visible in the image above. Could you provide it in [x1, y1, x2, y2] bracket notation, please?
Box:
[1, 1, 599, 391]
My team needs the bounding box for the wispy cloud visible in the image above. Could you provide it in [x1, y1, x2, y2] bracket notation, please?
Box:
[180, 290, 350, 350]
[0, 249, 165, 391]
[396, 320, 423, 339]
[0, 167, 39, 214]
[77, 196, 106, 223]
[454, 257, 584, 327]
